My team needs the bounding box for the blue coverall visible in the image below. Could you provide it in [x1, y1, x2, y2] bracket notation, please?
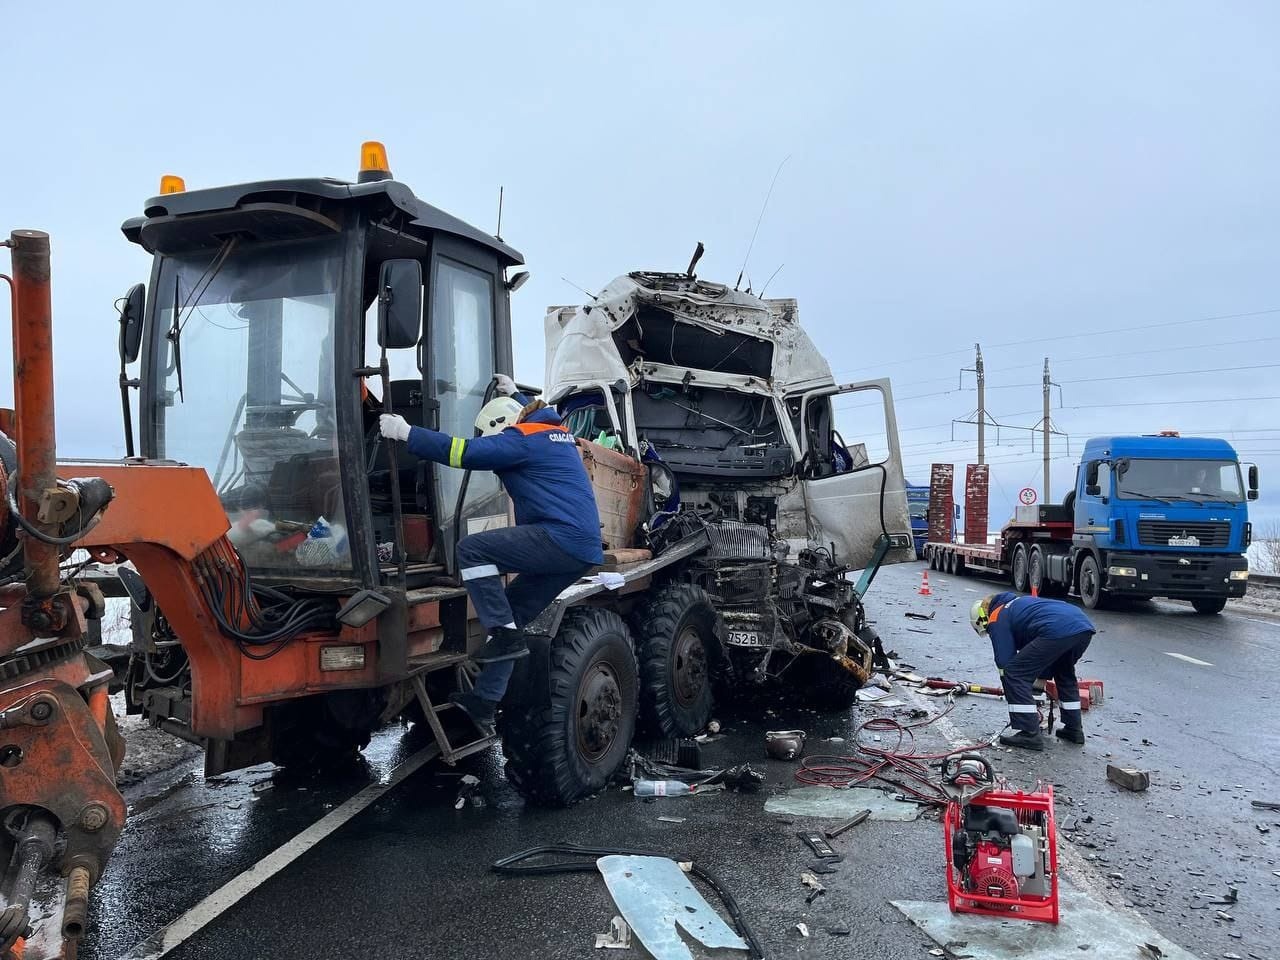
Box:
[986, 593, 1095, 733]
[403, 402, 604, 702]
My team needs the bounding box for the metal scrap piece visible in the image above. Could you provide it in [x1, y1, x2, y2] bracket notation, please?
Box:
[597, 855, 748, 960]
[595, 916, 631, 950]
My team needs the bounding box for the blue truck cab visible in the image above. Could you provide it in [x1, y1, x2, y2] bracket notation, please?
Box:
[1072, 433, 1258, 613]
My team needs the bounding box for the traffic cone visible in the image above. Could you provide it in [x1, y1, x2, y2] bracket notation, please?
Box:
[1031, 584, 1039, 598]
[918, 570, 932, 596]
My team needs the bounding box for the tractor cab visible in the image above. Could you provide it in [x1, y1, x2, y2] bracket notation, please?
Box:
[117, 144, 523, 589]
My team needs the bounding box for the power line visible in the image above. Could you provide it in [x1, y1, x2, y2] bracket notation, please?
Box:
[830, 305, 1280, 378]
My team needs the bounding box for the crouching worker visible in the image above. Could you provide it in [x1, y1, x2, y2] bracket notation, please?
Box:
[970, 592, 1095, 751]
[380, 375, 603, 731]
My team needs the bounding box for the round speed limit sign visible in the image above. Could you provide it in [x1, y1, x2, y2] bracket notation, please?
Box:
[1019, 487, 1038, 506]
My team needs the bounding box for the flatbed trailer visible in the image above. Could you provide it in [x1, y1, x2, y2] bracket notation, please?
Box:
[923, 504, 1074, 595]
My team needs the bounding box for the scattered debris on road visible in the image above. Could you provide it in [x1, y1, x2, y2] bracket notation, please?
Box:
[594, 916, 631, 950]
[825, 809, 872, 838]
[1106, 765, 1151, 792]
[765, 729, 807, 760]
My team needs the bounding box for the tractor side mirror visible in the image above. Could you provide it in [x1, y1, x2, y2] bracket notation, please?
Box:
[1248, 463, 1259, 497]
[118, 283, 145, 364]
[377, 260, 422, 350]
[1084, 460, 1100, 496]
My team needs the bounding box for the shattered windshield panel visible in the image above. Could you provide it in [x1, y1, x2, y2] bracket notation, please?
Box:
[908, 501, 928, 519]
[154, 237, 352, 573]
[1115, 458, 1244, 503]
[631, 384, 793, 483]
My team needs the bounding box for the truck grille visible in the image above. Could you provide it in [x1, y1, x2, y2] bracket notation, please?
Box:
[1136, 520, 1230, 548]
[705, 521, 772, 560]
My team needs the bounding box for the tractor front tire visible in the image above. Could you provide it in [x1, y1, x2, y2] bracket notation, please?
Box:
[503, 608, 638, 806]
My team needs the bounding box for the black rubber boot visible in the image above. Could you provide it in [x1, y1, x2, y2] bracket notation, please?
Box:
[450, 690, 497, 732]
[472, 626, 529, 664]
[999, 729, 1045, 751]
[1055, 724, 1085, 745]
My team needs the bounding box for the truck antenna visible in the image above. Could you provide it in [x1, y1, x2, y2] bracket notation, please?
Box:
[561, 277, 598, 302]
[495, 185, 504, 241]
[759, 263, 785, 298]
[735, 155, 789, 291]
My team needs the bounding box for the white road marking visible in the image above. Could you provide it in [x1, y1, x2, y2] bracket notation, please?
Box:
[1163, 652, 1214, 667]
[964, 587, 979, 593]
[1244, 617, 1280, 628]
[121, 743, 441, 959]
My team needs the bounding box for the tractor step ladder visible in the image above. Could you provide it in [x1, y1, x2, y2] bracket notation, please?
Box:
[407, 651, 498, 765]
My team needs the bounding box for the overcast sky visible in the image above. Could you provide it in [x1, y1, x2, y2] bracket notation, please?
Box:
[2, 1, 1277, 527]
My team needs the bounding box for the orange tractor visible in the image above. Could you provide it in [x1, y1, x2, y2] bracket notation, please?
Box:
[0, 143, 912, 956]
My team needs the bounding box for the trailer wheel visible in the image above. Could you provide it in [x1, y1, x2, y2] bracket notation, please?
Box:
[635, 584, 718, 738]
[1028, 546, 1066, 598]
[928, 548, 939, 571]
[1191, 597, 1227, 615]
[1011, 543, 1030, 593]
[502, 608, 638, 806]
[943, 550, 955, 575]
[1078, 554, 1109, 610]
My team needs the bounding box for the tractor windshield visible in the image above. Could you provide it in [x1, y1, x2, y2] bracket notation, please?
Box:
[151, 237, 352, 573]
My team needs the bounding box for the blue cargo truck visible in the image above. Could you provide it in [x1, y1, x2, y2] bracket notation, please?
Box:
[924, 433, 1258, 614]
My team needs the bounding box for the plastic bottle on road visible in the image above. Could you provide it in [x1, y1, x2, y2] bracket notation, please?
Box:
[634, 780, 692, 797]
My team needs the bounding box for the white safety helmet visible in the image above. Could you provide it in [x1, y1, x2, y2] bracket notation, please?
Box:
[970, 597, 992, 636]
[474, 396, 524, 437]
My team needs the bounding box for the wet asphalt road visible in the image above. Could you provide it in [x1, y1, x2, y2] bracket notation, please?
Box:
[81, 563, 1280, 960]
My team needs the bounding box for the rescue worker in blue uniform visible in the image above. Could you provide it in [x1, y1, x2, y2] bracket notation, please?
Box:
[970, 592, 1095, 750]
[380, 374, 603, 731]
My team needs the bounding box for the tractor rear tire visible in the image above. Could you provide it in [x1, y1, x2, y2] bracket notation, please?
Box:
[270, 690, 383, 771]
[502, 608, 638, 806]
[634, 584, 719, 738]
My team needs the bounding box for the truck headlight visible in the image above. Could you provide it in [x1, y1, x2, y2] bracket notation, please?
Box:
[1108, 566, 1138, 578]
[1229, 570, 1249, 581]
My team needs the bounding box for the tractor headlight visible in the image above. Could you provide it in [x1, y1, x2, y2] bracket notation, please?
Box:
[1107, 566, 1138, 578]
[1229, 569, 1249, 581]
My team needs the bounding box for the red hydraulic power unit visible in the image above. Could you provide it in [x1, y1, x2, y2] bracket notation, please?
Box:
[944, 778, 1060, 924]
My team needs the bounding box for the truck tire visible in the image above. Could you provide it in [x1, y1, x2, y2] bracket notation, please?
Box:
[502, 608, 638, 806]
[928, 547, 939, 571]
[1191, 597, 1227, 615]
[1028, 546, 1064, 597]
[1078, 554, 1109, 610]
[1011, 543, 1030, 593]
[635, 584, 718, 737]
[944, 550, 956, 575]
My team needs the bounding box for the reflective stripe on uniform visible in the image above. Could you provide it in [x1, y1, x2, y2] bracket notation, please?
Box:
[1059, 701, 1082, 710]
[461, 564, 500, 581]
[1007, 703, 1039, 713]
[449, 437, 466, 468]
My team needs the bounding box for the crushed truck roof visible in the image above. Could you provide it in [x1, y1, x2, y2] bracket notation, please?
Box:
[544, 271, 836, 403]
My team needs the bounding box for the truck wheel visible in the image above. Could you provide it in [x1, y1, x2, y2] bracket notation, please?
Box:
[1191, 597, 1227, 615]
[1028, 546, 1063, 597]
[943, 550, 955, 575]
[502, 608, 638, 806]
[1078, 554, 1109, 610]
[928, 548, 939, 571]
[635, 584, 718, 738]
[1011, 543, 1030, 593]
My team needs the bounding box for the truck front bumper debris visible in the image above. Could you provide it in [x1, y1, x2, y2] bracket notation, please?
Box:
[1103, 551, 1248, 599]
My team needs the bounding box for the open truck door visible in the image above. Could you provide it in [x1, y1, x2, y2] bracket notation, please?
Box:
[793, 378, 914, 570]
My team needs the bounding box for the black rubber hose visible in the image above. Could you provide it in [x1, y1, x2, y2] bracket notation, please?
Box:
[491, 843, 765, 959]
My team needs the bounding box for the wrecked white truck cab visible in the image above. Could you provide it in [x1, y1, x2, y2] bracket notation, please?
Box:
[544, 271, 914, 571]
[498, 269, 917, 804]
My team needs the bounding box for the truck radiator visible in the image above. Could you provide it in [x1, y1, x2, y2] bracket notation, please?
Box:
[1136, 520, 1230, 548]
[704, 521, 772, 560]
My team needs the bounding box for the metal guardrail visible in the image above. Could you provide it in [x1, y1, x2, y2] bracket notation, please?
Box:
[1252, 571, 1280, 588]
